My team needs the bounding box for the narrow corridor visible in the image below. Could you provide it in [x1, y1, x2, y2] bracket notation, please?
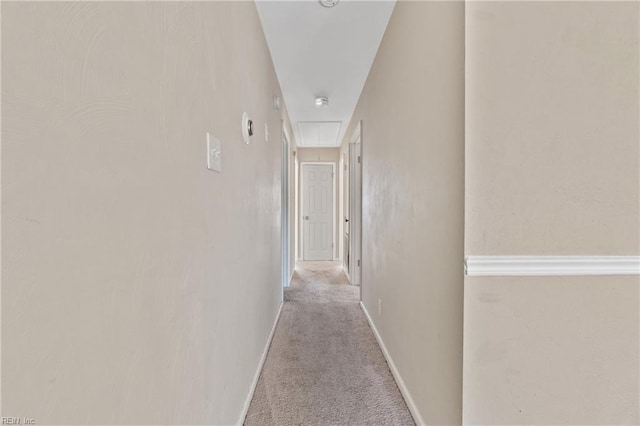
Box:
[244, 262, 414, 425]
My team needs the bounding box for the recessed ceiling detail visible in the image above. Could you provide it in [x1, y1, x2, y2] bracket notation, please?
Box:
[256, 0, 396, 148]
[298, 121, 342, 147]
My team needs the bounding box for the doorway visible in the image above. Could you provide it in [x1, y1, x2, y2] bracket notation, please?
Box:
[281, 126, 290, 289]
[347, 122, 362, 288]
[300, 162, 335, 261]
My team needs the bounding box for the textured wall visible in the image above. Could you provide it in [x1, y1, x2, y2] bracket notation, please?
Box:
[464, 2, 639, 424]
[464, 275, 639, 424]
[465, 1, 639, 256]
[2, 2, 288, 424]
[341, 2, 465, 423]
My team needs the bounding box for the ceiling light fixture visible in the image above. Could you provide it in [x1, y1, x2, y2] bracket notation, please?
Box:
[319, 0, 339, 8]
[314, 96, 329, 108]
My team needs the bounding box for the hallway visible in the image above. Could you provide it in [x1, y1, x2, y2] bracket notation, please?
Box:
[244, 262, 414, 425]
[2, 1, 639, 424]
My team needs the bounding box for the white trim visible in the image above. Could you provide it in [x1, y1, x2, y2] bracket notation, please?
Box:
[281, 127, 290, 289]
[237, 301, 284, 426]
[350, 121, 361, 144]
[348, 124, 362, 289]
[338, 155, 344, 262]
[343, 264, 352, 284]
[299, 162, 337, 261]
[294, 155, 299, 261]
[465, 256, 640, 276]
[283, 121, 291, 146]
[359, 302, 425, 426]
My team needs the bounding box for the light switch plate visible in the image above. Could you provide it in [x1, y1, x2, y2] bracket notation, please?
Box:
[207, 133, 221, 172]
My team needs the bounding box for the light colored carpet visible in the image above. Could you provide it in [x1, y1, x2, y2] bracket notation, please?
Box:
[244, 261, 415, 426]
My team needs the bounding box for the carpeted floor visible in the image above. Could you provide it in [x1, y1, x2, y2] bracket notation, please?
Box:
[244, 261, 415, 426]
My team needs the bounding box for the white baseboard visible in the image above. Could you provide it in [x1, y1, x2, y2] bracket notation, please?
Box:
[344, 265, 352, 284]
[285, 269, 295, 288]
[465, 256, 640, 276]
[359, 302, 426, 426]
[237, 301, 283, 426]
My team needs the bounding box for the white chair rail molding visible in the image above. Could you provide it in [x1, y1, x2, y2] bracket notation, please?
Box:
[464, 256, 640, 276]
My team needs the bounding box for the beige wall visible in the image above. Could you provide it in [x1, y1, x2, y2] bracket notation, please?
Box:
[464, 276, 639, 424]
[341, 2, 465, 423]
[466, 1, 639, 256]
[464, 2, 639, 424]
[296, 148, 340, 260]
[2, 2, 291, 424]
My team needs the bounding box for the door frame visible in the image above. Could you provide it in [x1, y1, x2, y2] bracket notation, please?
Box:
[299, 161, 336, 261]
[348, 122, 362, 289]
[281, 124, 291, 290]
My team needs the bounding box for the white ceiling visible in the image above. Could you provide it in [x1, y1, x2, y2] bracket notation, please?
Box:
[256, 0, 396, 148]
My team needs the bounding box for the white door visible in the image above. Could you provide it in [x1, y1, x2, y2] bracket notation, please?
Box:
[302, 164, 334, 261]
